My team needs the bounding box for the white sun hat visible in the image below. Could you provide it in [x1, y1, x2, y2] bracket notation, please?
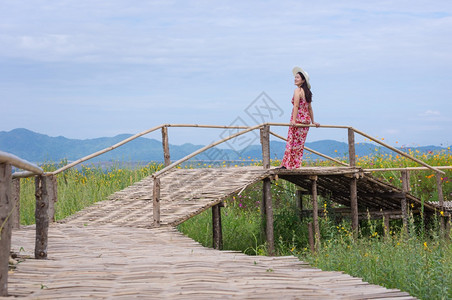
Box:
[292, 66, 311, 89]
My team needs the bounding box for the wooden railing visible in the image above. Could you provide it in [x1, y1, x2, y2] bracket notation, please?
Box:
[0, 151, 43, 296]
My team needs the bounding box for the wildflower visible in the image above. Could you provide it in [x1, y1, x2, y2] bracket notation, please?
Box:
[440, 211, 444, 216]
[424, 242, 428, 248]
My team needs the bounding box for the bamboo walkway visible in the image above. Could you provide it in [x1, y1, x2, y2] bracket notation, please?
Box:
[7, 224, 414, 299]
[4, 166, 425, 299]
[60, 166, 446, 230]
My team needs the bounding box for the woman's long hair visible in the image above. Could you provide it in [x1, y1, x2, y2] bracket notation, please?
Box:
[298, 72, 312, 103]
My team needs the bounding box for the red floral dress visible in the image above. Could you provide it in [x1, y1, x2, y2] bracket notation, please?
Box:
[281, 96, 311, 169]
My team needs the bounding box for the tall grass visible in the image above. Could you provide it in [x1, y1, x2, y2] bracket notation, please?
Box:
[19, 161, 163, 225]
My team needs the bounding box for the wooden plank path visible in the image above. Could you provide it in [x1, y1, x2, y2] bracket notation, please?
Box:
[6, 224, 413, 299]
[4, 166, 422, 299]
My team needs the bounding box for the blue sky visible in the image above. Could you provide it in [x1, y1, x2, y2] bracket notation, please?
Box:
[1, 0, 451, 148]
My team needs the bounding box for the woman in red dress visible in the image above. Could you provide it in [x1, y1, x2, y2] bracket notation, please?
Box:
[279, 66, 319, 169]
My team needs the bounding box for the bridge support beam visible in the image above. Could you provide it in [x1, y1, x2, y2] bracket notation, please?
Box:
[436, 173, 446, 235]
[350, 177, 359, 236]
[35, 175, 55, 259]
[161, 127, 171, 167]
[262, 178, 274, 256]
[11, 178, 20, 229]
[153, 178, 161, 227]
[0, 163, 12, 296]
[348, 128, 359, 236]
[400, 171, 409, 233]
[310, 176, 320, 249]
[212, 202, 223, 250]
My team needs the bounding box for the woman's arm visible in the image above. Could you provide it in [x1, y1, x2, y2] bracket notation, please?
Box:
[308, 103, 320, 127]
[290, 89, 301, 125]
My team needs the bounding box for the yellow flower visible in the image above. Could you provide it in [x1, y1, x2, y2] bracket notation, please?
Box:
[440, 211, 444, 216]
[424, 242, 428, 248]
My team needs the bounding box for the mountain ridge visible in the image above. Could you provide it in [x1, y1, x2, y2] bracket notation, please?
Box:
[0, 128, 449, 164]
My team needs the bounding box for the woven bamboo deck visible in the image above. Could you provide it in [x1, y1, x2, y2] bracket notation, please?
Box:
[4, 166, 427, 299]
[7, 224, 414, 299]
[60, 166, 446, 230]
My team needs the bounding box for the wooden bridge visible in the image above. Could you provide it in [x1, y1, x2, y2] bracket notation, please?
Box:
[1, 123, 451, 298]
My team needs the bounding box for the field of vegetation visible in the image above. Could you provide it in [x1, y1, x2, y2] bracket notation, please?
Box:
[17, 148, 451, 300]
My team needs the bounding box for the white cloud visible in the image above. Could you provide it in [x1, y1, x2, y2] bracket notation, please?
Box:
[419, 110, 441, 117]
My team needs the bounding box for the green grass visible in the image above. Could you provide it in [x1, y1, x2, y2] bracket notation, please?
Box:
[19, 161, 163, 225]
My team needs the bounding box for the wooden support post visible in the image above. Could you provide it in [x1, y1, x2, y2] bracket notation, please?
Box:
[260, 181, 267, 242]
[47, 175, 57, 223]
[446, 217, 451, 241]
[348, 128, 359, 236]
[0, 163, 12, 296]
[263, 178, 274, 255]
[153, 177, 161, 227]
[296, 190, 304, 222]
[348, 128, 356, 167]
[260, 125, 270, 169]
[35, 175, 49, 259]
[436, 173, 445, 234]
[310, 176, 320, 248]
[400, 170, 409, 232]
[308, 222, 315, 253]
[11, 178, 20, 229]
[350, 177, 359, 236]
[161, 127, 171, 167]
[383, 213, 390, 238]
[212, 202, 223, 250]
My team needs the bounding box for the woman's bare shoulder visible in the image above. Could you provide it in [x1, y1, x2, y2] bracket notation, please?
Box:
[294, 87, 304, 98]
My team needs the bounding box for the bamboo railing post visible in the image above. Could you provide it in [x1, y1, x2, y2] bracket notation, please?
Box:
[296, 190, 304, 222]
[348, 128, 359, 235]
[11, 177, 20, 229]
[308, 222, 315, 253]
[436, 173, 445, 234]
[310, 176, 320, 249]
[35, 175, 49, 259]
[161, 126, 171, 167]
[348, 128, 356, 167]
[383, 213, 390, 238]
[0, 163, 12, 296]
[153, 177, 161, 227]
[350, 176, 359, 236]
[260, 125, 270, 169]
[400, 170, 409, 232]
[47, 175, 58, 223]
[212, 202, 223, 250]
[263, 177, 274, 255]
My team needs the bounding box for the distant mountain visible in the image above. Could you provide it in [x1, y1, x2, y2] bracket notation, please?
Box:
[0, 128, 449, 164]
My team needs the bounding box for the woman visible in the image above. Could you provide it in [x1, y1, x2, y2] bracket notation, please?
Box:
[279, 66, 320, 169]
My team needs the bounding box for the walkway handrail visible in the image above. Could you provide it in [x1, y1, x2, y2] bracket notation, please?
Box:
[269, 130, 349, 167]
[38, 122, 445, 176]
[152, 124, 263, 178]
[49, 124, 167, 175]
[0, 150, 43, 175]
[351, 127, 445, 175]
[363, 166, 452, 172]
